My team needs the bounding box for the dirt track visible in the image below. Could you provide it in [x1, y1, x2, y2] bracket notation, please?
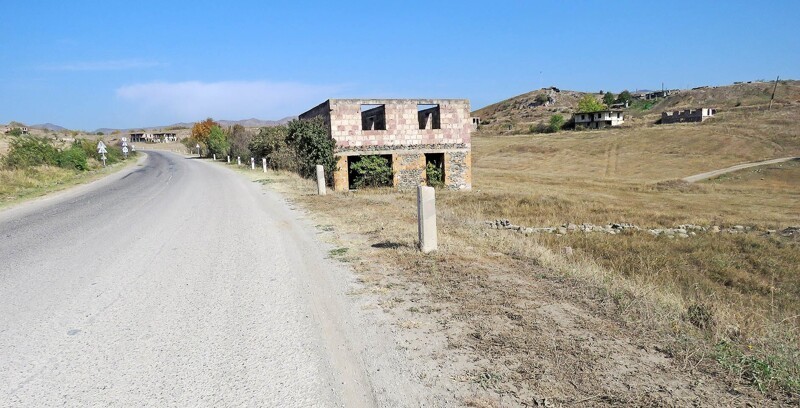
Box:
[682, 156, 798, 182]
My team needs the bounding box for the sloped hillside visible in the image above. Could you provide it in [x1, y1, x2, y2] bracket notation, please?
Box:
[473, 80, 800, 133]
[472, 87, 593, 130]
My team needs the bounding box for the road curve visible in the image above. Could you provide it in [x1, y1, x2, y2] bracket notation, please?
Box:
[681, 156, 799, 182]
[0, 151, 376, 406]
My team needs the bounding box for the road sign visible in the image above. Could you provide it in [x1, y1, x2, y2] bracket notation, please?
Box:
[122, 141, 128, 147]
[123, 146, 129, 153]
[98, 145, 107, 154]
[131, 144, 136, 152]
[97, 141, 106, 150]
[121, 137, 127, 142]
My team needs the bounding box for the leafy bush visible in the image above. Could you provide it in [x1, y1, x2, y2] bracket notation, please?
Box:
[548, 114, 565, 132]
[56, 146, 88, 170]
[286, 118, 336, 182]
[426, 161, 444, 188]
[249, 125, 296, 170]
[4, 137, 59, 168]
[350, 155, 392, 188]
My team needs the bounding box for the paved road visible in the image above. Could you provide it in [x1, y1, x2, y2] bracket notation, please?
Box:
[682, 156, 799, 182]
[0, 151, 376, 406]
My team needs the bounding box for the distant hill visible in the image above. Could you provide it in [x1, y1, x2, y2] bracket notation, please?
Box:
[472, 80, 800, 132]
[31, 123, 67, 132]
[94, 116, 296, 133]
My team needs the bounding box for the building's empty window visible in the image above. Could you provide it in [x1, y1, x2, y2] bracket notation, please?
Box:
[348, 154, 393, 189]
[417, 104, 441, 130]
[425, 153, 445, 187]
[361, 105, 386, 130]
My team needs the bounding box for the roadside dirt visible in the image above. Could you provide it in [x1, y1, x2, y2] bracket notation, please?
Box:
[252, 170, 791, 407]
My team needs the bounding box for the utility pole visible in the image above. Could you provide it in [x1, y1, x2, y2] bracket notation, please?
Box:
[769, 76, 780, 110]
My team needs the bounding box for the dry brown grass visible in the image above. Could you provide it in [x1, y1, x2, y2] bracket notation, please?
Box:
[230, 104, 799, 404]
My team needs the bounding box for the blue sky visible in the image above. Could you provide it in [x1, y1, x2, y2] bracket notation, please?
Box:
[1, 0, 797, 130]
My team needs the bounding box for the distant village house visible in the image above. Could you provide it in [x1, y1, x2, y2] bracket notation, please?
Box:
[573, 110, 624, 129]
[661, 108, 716, 124]
[129, 132, 178, 143]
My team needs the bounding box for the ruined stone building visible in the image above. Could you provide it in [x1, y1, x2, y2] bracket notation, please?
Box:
[299, 99, 472, 191]
[661, 108, 716, 124]
[572, 110, 625, 129]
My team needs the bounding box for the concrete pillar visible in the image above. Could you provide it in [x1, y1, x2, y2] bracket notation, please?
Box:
[213, 154, 216, 161]
[227, 156, 230, 163]
[262, 158, 267, 173]
[316, 165, 326, 196]
[250, 157, 255, 170]
[237, 157, 241, 166]
[417, 185, 437, 253]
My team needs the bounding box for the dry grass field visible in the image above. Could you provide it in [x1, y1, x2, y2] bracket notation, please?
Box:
[239, 101, 800, 405]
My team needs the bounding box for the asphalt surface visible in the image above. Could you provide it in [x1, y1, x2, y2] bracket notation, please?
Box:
[0, 151, 376, 406]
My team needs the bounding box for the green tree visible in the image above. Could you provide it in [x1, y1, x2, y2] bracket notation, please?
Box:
[7, 128, 22, 136]
[577, 95, 607, 112]
[617, 90, 633, 104]
[548, 114, 565, 133]
[286, 117, 336, 182]
[602, 92, 616, 106]
[249, 125, 295, 170]
[227, 124, 252, 159]
[534, 93, 549, 105]
[207, 125, 230, 157]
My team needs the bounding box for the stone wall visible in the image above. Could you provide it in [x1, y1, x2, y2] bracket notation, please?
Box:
[393, 153, 426, 190]
[444, 151, 471, 190]
[661, 108, 716, 124]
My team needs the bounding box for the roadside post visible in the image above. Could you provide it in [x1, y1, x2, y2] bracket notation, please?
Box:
[227, 155, 230, 163]
[97, 141, 107, 167]
[262, 158, 267, 173]
[237, 156, 241, 165]
[315, 165, 326, 196]
[131, 144, 136, 152]
[196, 144, 201, 157]
[417, 185, 437, 253]
[250, 157, 255, 170]
[213, 154, 216, 161]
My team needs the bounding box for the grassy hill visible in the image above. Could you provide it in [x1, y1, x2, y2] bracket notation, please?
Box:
[473, 80, 800, 133]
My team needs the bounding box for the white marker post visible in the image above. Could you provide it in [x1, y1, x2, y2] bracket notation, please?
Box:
[213, 154, 216, 161]
[227, 155, 230, 164]
[196, 143, 201, 157]
[250, 158, 255, 170]
[262, 158, 267, 173]
[417, 185, 437, 253]
[315, 165, 326, 196]
[97, 141, 107, 167]
[237, 156, 241, 166]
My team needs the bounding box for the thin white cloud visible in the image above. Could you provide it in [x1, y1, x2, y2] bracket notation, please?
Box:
[115, 80, 343, 123]
[41, 59, 166, 71]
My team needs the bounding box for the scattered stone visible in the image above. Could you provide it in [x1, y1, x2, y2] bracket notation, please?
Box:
[562, 246, 573, 256]
[677, 233, 689, 239]
[711, 226, 721, 233]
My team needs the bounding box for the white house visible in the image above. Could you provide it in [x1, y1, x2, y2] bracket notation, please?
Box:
[573, 110, 624, 129]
